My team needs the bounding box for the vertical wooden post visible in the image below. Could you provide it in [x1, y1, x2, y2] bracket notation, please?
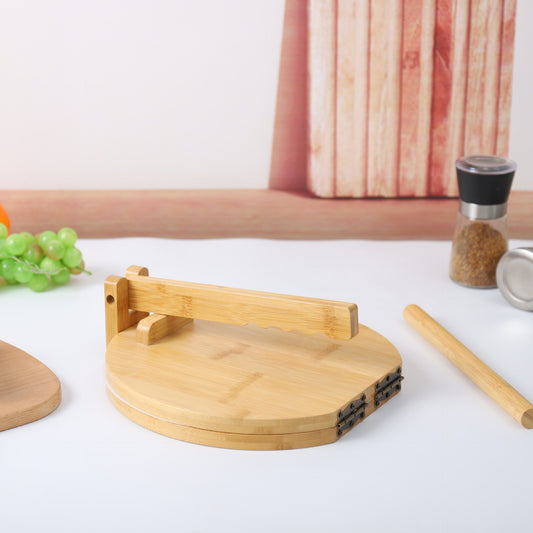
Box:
[104, 276, 130, 345]
[105, 266, 151, 345]
[124, 265, 150, 330]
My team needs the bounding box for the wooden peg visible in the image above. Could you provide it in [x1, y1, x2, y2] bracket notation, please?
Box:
[126, 265, 149, 277]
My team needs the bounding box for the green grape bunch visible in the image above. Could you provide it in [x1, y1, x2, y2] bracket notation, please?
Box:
[0, 224, 91, 292]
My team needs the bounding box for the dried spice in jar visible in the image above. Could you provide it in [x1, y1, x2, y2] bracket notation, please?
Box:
[449, 155, 516, 289]
[450, 221, 507, 287]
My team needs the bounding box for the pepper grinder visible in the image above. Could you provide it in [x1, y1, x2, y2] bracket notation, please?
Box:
[449, 155, 516, 288]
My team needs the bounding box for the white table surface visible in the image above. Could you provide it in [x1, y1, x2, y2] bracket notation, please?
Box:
[1, 237, 532, 533]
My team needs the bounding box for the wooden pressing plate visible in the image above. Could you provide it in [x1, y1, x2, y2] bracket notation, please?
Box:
[0, 340, 61, 432]
[105, 266, 403, 450]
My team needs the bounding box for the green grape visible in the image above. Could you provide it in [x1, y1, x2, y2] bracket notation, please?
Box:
[14, 264, 33, 284]
[0, 226, 89, 291]
[20, 232, 36, 246]
[57, 227, 77, 247]
[63, 247, 83, 268]
[37, 231, 56, 249]
[51, 267, 70, 286]
[24, 243, 44, 264]
[5, 233, 27, 256]
[40, 256, 62, 273]
[45, 239, 65, 260]
[0, 258, 17, 281]
[28, 273, 49, 292]
[70, 259, 85, 275]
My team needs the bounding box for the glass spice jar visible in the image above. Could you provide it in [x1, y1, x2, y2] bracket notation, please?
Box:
[449, 155, 516, 288]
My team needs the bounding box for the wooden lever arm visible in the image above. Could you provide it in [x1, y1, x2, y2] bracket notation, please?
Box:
[125, 270, 357, 340]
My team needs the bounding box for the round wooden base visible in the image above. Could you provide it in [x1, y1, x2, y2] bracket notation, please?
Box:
[107, 386, 338, 450]
[106, 321, 402, 450]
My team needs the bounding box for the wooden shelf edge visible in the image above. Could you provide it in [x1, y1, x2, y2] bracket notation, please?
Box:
[1, 189, 531, 240]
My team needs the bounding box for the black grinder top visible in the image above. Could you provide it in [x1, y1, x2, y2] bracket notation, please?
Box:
[455, 155, 516, 206]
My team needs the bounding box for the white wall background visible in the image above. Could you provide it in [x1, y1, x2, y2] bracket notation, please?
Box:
[0, 0, 532, 191]
[0, 0, 284, 189]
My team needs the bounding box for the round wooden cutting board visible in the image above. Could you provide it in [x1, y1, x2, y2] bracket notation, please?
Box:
[0, 340, 61, 432]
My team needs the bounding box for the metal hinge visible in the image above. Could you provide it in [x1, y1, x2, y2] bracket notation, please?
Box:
[337, 395, 367, 437]
[375, 368, 404, 407]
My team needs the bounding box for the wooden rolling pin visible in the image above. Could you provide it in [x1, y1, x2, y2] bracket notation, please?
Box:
[404, 304, 533, 429]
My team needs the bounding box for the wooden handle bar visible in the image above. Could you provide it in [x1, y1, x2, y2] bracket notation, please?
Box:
[404, 304, 533, 429]
[124, 267, 357, 340]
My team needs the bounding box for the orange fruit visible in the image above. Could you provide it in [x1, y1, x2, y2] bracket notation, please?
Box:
[0, 202, 10, 234]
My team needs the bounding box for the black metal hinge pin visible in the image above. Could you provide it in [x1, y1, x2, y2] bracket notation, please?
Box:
[337, 394, 367, 437]
[375, 367, 404, 407]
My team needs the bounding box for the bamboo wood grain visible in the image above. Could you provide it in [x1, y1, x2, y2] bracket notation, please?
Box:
[125, 273, 358, 341]
[307, 0, 336, 197]
[106, 320, 402, 444]
[104, 276, 130, 345]
[107, 388, 339, 450]
[104, 276, 148, 345]
[136, 314, 193, 346]
[0, 340, 61, 432]
[126, 265, 149, 277]
[403, 304, 533, 429]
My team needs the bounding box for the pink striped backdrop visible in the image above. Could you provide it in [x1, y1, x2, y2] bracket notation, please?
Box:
[307, 0, 517, 198]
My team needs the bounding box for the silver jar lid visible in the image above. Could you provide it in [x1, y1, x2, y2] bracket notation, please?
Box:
[496, 248, 533, 311]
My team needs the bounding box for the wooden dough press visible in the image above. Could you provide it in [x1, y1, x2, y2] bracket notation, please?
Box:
[105, 266, 403, 450]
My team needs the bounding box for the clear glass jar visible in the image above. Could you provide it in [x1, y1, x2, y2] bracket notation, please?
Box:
[449, 208, 508, 288]
[449, 155, 516, 289]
